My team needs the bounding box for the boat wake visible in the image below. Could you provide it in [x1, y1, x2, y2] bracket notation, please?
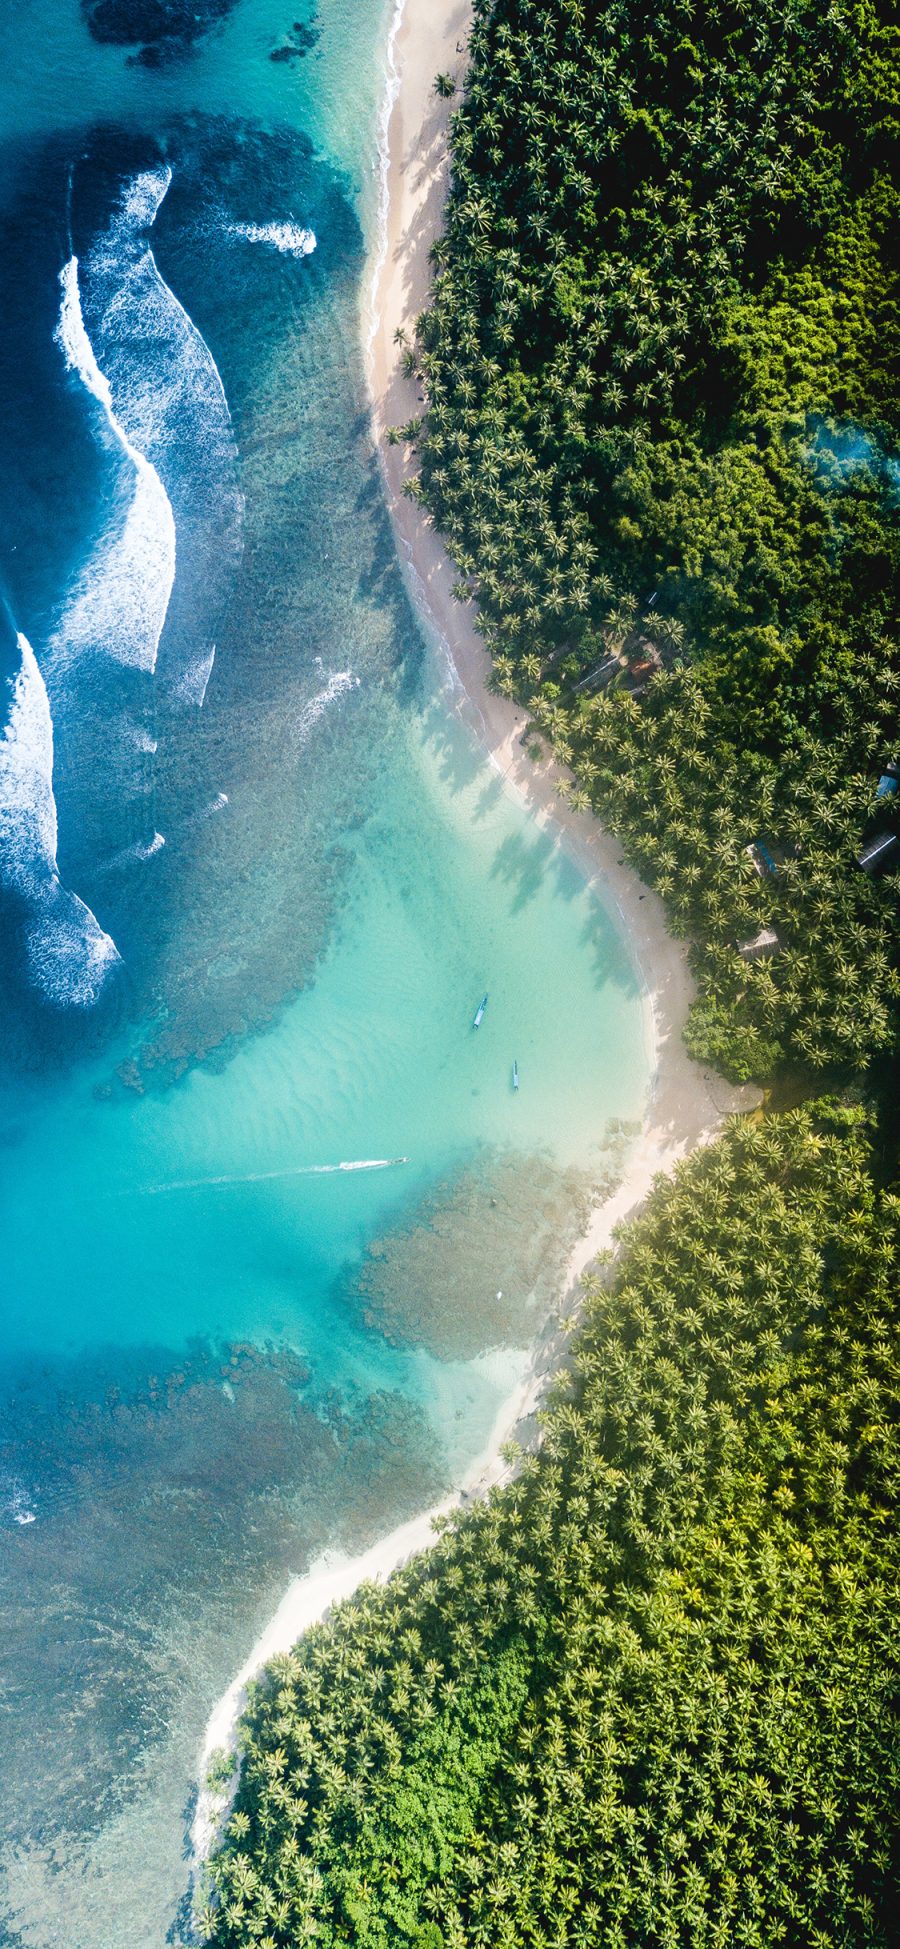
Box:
[133, 1158, 409, 1197]
[0, 630, 121, 1006]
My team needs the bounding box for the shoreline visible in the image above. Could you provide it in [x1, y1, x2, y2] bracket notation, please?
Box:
[191, 0, 757, 1874]
[365, 0, 756, 1261]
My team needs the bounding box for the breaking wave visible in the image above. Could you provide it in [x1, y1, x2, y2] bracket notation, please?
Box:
[0, 632, 121, 1006]
[82, 165, 244, 705]
[26, 895, 122, 1008]
[102, 831, 166, 874]
[2, 1473, 37, 1528]
[231, 220, 316, 258]
[50, 254, 177, 680]
[296, 667, 358, 743]
[50, 164, 242, 707]
[0, 632, 57, 889]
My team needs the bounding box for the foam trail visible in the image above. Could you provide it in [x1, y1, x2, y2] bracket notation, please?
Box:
[51, 255, 176, 679]
[180, 790, 230, 837]
[296, 669, 357, 742]
[0, 632, 121, 1006]
[101, 831, 165, 874]
[50, 165, 243, 708]
[123, 721, 158, 754]
[2, 1474, 37, 1527]
[135, 830, 165, 859]
[134, 1158, 409, 1197]
[231, 220, 316, 258]
[177, 639, 215, 709]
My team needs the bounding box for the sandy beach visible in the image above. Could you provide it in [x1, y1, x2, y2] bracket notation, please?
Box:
[192, 0, 757, 1868]
[367, 0, 756, 1232]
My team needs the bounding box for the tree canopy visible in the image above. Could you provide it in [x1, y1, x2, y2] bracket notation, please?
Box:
[199, 5, 900, 1941]
[411, 0, 900, 1080]
[202, 1107, 900, 1947]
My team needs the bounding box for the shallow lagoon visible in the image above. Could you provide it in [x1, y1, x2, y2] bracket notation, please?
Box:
[0, 3, 650, 1941]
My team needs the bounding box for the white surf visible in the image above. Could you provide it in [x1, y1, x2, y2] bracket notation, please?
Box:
[0, 632, 121, 1005]
[51, 254, 177, 680]
[231, 219, 317, 258]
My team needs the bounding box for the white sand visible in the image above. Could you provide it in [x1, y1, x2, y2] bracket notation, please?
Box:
[192, 0, 759, 1872]
[192, 1364, 529, 1861]
[366, 0, 757, 1272]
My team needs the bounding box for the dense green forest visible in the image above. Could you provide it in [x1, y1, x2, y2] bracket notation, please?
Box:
[202, 1107, 900, 1947]
[410, 0, 900, 1082]
[200, 3, 900, 1943]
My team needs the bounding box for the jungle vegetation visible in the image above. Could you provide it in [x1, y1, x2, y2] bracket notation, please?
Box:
[200, 4, 900, 1943]
[409, 0, 900, 1083]
[201, 1106, 900, 1947]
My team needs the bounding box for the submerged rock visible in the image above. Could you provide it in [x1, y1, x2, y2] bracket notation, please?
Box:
[345, 1141, 623, 1362]
[270, 18, 321, 63]
[82, 0, 237, 63]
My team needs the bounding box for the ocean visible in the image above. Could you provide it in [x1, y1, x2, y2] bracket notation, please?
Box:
[0, 3, 650, 1942]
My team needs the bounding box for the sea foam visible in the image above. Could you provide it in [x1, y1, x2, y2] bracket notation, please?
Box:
[52, 255, 176, 680]
[231, 220, 317, 258]
[84, 166, 244, 706]
[296, 668, 358, 743]
[102, 831, 166, 874]
[26, 893, 122, 1009]
[0, 632, 121, 1006]
[0, 631, 58, 889]
[52, 165, 243, 708]
[2, 1474, 37, 1528]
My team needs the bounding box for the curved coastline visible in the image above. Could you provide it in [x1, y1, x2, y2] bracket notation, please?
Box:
[191, 0, 757, 1873]
[365, 0, 759, 1319]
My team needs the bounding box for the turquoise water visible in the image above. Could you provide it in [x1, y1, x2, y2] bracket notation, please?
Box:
[2, 688, 645, 1370]
[0, 4, 650, 1943]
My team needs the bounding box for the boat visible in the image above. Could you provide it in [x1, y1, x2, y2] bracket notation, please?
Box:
[473, 992, 488, 1028]
[512, 1060, 519, 1091]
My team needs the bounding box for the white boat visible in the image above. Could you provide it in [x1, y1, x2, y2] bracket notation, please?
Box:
[512, 1060, 519, 1091]
[473, 992, 488, 1028]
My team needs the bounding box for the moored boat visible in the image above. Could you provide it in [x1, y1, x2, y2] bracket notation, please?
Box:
[473, 992, 488, 1028]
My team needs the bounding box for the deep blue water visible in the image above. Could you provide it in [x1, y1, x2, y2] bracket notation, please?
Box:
[0, 5, 650, 1942]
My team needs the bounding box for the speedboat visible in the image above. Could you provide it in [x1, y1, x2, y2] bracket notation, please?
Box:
[473, 992, 488, 1028]
[512, 1060, 519, 1090]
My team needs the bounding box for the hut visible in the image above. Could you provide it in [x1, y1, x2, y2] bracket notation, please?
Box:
[857, 830, 900, 874]
[744, 838, 779, 878]
[624, 640, 663, 697]
[738, 926, 780, 962]
[574, 653, 621, 694]
[875, 758, 899, 800]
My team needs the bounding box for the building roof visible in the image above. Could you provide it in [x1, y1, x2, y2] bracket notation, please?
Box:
[857, 830, 900, 873]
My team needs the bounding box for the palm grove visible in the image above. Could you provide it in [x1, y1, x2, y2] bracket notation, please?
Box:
[201, 3, 900, 1943]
